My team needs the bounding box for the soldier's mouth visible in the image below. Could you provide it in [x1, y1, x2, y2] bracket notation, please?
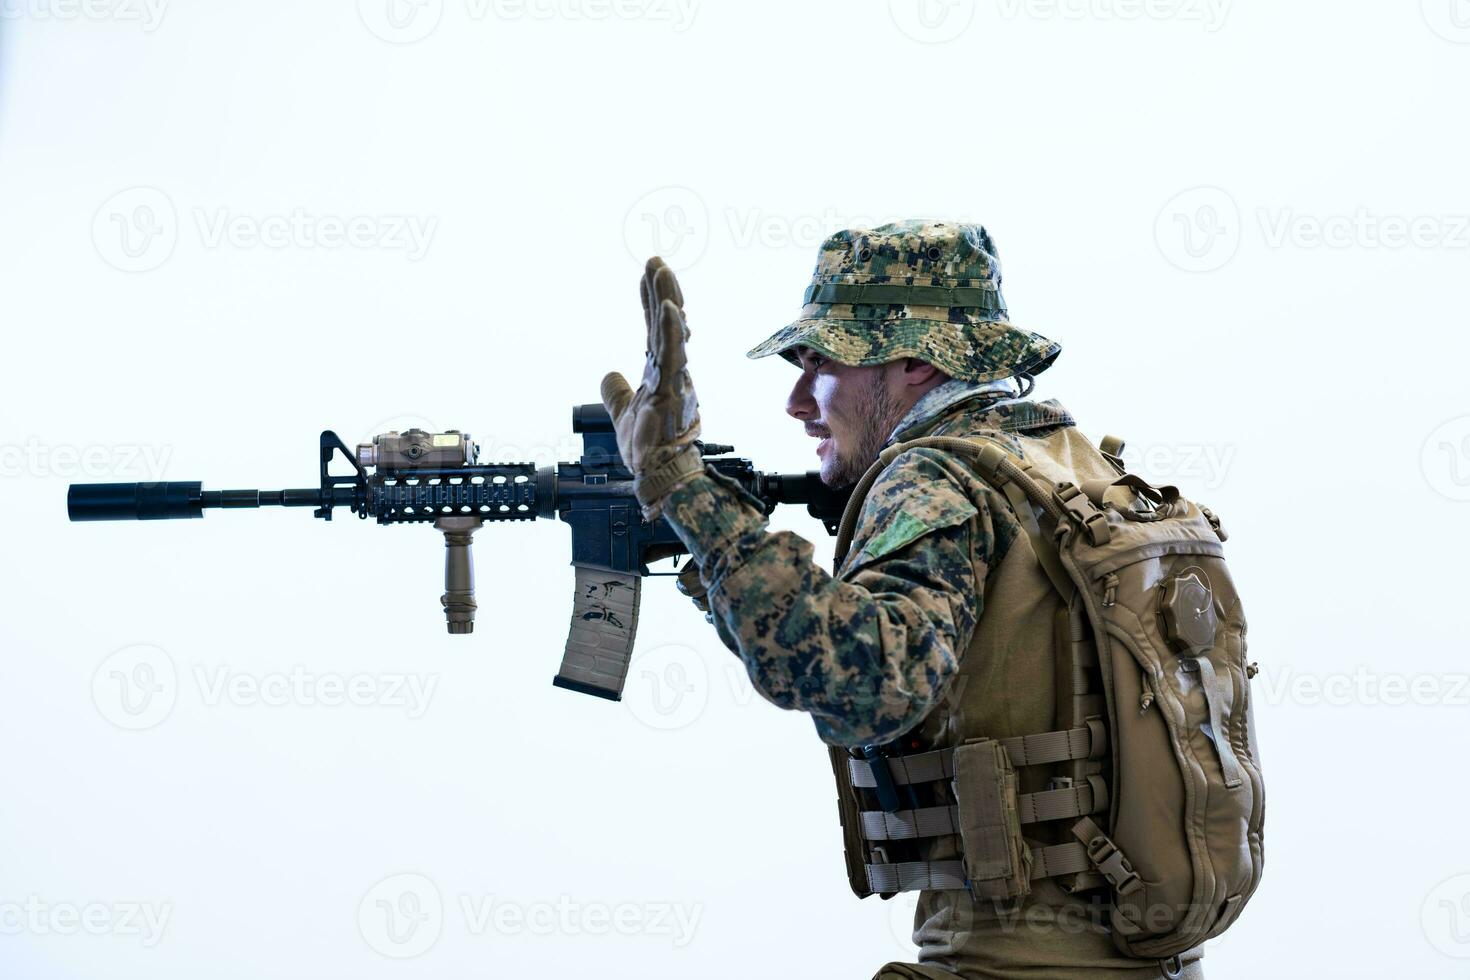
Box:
[806, 424, 833, 457]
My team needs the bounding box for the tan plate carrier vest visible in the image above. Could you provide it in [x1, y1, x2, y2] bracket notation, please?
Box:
[827, 431, 1265, 964]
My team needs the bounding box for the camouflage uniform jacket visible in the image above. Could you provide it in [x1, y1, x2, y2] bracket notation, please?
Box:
[661, 389, 1078, 748]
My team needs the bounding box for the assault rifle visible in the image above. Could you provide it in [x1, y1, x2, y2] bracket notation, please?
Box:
[66, 404, 850, 701]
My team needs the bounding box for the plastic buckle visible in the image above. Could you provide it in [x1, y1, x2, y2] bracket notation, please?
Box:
[1055, 482, 1111, 545]
[1084, 833, 1143, 896]
[861, 744, 903, 814]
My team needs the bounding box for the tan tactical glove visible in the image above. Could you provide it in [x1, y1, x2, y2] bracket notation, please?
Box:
[601, 257, 704, 520]
[676, 559, 711, 615]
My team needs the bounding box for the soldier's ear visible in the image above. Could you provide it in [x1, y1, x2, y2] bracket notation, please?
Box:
[899, 357, 944, 385]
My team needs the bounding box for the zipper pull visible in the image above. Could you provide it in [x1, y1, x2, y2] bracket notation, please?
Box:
[1102, 573, 1119, 607]
[1139, 670, 1155, 713]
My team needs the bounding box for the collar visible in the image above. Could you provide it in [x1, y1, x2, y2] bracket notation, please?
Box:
[887, 378, 1017, 445]
[887, 385, 1076, 446]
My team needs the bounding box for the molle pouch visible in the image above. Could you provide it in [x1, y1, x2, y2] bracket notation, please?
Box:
[952, 737, 1032, 900]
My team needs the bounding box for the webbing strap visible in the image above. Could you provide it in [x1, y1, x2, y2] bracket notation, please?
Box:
[1194, 656, 1244, 789]
[997, 476, 1076, 600]
[858, 780, 1103, 841]
[1004, 725, 1098, 768]
[1028, 841, 1093, 880]
[1016, 780, 1104, 825]
[863, 842, 1093, 892]
[847, 727, 1096, 789]
[859, 805, 958, 841]
[848, 750, 953, 788]
[803, 282, 1005, 311]
[864, 860, 968, 893]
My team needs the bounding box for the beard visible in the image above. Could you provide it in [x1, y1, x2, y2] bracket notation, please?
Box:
[820, 373, 907, 488]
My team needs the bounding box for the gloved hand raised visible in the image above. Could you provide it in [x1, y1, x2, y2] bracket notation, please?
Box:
[600, 257, 705, 520]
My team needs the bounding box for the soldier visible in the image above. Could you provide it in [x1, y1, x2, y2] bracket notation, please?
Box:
[601, 220, 1206, 979]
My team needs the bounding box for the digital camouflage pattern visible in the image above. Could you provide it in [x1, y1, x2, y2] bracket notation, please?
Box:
[659, 392, 1074, 747]
[746, 220, 1061, 384]
[664, 393, 1212, 979]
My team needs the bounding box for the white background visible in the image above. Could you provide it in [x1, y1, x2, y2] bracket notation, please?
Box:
[2, 1, 1469, 977]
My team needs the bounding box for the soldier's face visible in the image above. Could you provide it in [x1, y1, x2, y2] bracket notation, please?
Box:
[785, 348, 908, 487]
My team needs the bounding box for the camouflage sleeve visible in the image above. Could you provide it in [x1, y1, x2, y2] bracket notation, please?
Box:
[661, 449, 1011, 747]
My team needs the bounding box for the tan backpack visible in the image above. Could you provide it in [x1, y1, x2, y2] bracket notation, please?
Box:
[833, 432, 1265, 962]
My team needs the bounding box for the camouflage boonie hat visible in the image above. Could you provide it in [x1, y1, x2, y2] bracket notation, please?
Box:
[747, 220, 1060, 383]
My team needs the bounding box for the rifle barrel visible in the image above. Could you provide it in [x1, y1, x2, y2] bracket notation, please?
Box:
[67, 482, 340, 521]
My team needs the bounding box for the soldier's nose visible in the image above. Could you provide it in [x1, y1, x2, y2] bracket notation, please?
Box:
[786, 373, 817, 420]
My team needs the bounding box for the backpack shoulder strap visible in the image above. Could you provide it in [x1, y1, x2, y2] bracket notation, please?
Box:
[833, 435, 1084, 601]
